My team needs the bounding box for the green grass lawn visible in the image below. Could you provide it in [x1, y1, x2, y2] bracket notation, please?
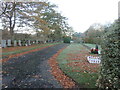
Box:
[57, 43, 99, 88]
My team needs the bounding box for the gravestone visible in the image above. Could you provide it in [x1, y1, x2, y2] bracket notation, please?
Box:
[22, 40, 26, 46]
[36, 40, 38, 44]
[32, 41, 35, 45]
[18, 40, 22, 46]
[1, 40, 7, 48]
[7, 39, 12, 47]
[50, 40, 53, 42]
[44, 41, 46, 44]
[25, 43, 28, 46]
[98, 50, 101, 54]
[25, 40, 28, 46]
[14, 40, 17, 46]
[28, 40, 31, 46]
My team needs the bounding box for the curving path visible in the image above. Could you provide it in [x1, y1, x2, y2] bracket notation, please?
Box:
[2, 44, 68, 88]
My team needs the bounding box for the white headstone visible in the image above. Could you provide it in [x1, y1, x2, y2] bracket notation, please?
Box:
[7, 39, 12, 47]
[14, 40, 17, 46]
[1, 40, 3, 48]
[18, 40, 22, 46]
[28, 40, 31, 46]
[36, 40, 38, 44]
[1, 40, 7, 48]
[98, 50, 101, 54]
[32, 41, 35, 44]
[25, 43, 28, 46]
[44, 41, 46, 44]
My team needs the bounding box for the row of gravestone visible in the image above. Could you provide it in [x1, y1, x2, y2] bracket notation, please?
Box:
[1, 40, 47, 48]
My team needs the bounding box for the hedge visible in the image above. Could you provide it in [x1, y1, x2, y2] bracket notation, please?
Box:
[63, 36, 71, 43]
[96, 19, 120, 89]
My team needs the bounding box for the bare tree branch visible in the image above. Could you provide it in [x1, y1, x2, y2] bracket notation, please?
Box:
[0, 3, 8, 17]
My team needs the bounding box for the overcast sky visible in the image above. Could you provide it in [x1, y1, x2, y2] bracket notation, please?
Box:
[48, 0, 120, 33]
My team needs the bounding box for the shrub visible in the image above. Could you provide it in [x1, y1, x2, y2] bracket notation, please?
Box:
[63, 36, 71, 43]
[96, 19, 120, 89]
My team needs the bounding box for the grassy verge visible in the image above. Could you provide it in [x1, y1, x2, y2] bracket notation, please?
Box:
[57, 43, 99, 88]
[1, 43, 61, 60]
[2, 43, 60, 56]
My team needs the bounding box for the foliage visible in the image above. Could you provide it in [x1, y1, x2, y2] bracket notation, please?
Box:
[1, 1, 73, 41]
[83, 23, 104, 44]
[97, 19, 120, 89]
[1, 2, 17, 38]
[72, 32, 84, 43]
[63, 36, 71, 43]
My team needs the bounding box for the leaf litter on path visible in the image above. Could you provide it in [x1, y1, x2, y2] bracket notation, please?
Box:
[48, 47, 76, 88]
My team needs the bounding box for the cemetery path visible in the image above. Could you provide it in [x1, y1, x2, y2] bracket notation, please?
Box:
[2, 43, 68, 88]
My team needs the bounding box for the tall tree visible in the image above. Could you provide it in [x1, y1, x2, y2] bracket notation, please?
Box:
[33, 2, 71, 41]
[1, 2, 17, 37]
[1, 1, 73, 41]
[1, 1, 49, 39]
[83, 23, 104, 44]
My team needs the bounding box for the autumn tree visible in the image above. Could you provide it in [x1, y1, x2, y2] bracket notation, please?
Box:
[72, 32, 84, 43]
[83, 23, 104, 44]
[1, 1, 49, 39]
[1, 2, 17, 38]
[1, 1, 73, 41]
[33, 2, 72, 41]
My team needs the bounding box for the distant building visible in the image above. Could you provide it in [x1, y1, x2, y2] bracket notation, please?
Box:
[118, 1, 120, 18]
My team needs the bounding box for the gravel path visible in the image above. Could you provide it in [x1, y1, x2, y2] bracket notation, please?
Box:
[2, 44, 68, 88]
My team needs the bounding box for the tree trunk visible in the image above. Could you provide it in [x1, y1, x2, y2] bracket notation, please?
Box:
[9, 2, 16, 39]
